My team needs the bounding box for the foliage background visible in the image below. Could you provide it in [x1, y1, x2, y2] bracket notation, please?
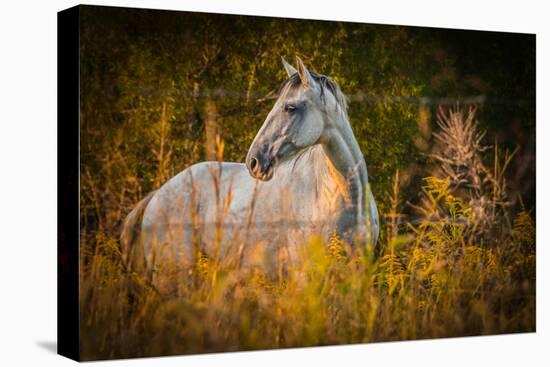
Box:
[80, 5, 535, 230]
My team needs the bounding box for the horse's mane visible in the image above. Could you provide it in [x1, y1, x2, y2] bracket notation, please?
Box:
[277, 71, 349, 113]
[278, 70, 354, 179]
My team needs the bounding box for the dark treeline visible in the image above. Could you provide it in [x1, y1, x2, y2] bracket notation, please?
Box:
[79, 5, 535, 235]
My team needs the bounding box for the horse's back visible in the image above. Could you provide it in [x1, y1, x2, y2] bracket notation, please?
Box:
[144, 161, 249, 219]
[139, 161, 253, 265]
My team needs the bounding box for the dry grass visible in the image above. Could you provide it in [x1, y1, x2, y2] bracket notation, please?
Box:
[79, 105, 535, 360]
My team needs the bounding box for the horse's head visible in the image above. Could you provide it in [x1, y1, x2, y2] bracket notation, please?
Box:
[246, 56, 347, 181]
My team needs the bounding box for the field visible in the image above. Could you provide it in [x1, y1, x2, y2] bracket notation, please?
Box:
[79, 106, 535, 360]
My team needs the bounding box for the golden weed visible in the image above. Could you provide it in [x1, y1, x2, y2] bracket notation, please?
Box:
[79, 105, 535, 360]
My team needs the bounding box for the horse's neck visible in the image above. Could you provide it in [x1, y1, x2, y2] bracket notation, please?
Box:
[320, 113, 368, 211]
[287, 145, 349, 202]
[282, 113, 368, 215]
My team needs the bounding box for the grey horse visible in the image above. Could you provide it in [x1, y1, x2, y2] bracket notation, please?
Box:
[121, 56, 379, 286]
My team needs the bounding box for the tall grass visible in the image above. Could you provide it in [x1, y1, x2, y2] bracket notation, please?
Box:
[79, 105, 535, 360]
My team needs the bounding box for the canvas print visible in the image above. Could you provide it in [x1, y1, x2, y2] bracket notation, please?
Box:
[58, 4, 535, 361]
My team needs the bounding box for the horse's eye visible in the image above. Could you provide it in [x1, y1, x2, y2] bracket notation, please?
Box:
[284, 103, 296, 113]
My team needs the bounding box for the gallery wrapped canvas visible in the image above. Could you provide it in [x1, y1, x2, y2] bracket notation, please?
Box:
[58, 4, 535, 361]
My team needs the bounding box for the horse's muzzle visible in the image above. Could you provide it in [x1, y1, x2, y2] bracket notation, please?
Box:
[247, 155, 274, 181]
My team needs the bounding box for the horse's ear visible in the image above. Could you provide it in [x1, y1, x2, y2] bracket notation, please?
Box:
[281, 57, 297, 77]
[296, 56, 315, 89]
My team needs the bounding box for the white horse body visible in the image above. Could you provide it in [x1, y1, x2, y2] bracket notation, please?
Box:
[122, 57, 379, 283]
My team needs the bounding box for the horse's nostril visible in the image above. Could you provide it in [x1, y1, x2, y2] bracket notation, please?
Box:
[249, 157, 259, 172]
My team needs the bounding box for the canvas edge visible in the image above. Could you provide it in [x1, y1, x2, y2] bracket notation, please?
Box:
[57, 4, 81, 362]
